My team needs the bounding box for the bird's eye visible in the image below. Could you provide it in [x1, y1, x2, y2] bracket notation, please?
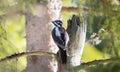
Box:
[57, 22, 60, 24]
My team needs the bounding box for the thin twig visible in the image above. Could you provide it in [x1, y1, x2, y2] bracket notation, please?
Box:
[75, 58, 120, 69]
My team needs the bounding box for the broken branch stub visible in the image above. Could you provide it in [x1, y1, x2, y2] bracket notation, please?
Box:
[66, 15, 87, 67]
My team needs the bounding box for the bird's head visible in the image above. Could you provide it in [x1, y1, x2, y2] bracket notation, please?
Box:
[52, 20, 63, 27]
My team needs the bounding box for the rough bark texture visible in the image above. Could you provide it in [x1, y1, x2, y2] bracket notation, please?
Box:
[62, 7, 79, 12]
[26, 0, 62, 72]
[66, 15, 87, 72]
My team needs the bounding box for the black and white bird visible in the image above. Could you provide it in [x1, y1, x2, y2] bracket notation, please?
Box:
[51, 20, 69, 64]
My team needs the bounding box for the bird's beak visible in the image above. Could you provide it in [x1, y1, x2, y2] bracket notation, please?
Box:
[52, 21, 57, 26]
[52, 21, 54, 24]
[52, 21, 55, 24]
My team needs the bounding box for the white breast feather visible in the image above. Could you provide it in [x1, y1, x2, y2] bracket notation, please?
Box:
[55, 27, 61, 37]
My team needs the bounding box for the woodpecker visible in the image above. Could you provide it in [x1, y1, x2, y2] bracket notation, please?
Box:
[51, 20, 69, 64]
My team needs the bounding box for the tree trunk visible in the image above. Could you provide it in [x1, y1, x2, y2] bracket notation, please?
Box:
[25, 0, 86, 72]
[26, 0, 62, 72]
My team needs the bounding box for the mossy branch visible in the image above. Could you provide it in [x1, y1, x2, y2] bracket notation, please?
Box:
[0, 51, 56, 62]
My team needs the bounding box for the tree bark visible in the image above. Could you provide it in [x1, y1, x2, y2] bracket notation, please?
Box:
[26, 0, 62, 72]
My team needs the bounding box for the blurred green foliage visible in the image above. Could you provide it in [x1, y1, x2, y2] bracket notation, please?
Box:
[0, 0, 26, 72]
[0, 15, 26, 72]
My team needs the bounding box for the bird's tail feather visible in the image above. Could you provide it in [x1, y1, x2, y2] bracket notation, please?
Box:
[59, 48, 67, 64]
